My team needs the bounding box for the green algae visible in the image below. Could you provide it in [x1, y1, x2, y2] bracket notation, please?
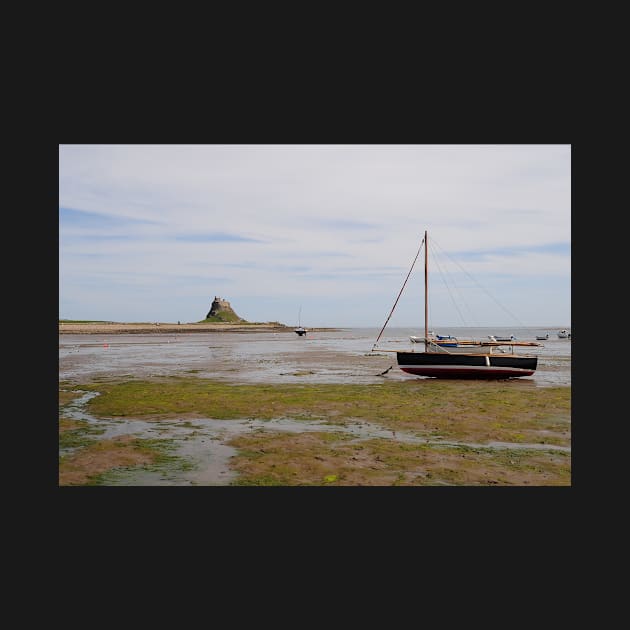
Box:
[81, 377, 570, 447]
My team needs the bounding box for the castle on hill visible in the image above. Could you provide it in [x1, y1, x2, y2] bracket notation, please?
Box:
[205, 296, 244, 322]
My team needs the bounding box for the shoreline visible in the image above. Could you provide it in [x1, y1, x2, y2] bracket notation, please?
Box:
[59, 322, 340, 334]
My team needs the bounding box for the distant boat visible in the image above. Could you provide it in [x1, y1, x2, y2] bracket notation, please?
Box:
[536, 333, 549, 340]
[295, 307, 308, 336]
[490, 334, 516, 342]
[410, 330, 438, 343]
[374, 230, 541, 378]
[412, 333, 535, 354]
[410, 334, 480, 349]
[435, 334, 459, 344]
[557, 329, 571, 339]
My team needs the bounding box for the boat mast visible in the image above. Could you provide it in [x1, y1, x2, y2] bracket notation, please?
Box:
[424, 230, 428, 352]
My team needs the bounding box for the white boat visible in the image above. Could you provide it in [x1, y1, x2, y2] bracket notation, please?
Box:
[536, 334, 549, 340]
[373, 230, 541, 378]
[410, 331, 435, 343]
[557, 329, 571, 338]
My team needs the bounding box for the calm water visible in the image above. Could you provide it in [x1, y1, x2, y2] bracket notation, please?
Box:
[59, 326, 571, 387]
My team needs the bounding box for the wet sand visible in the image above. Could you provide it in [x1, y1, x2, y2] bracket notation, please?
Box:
[59, 329, 571, 485]
[59, 329, 570, 387]
[60, 332, 398, 385]
[59, 322, 338, 334]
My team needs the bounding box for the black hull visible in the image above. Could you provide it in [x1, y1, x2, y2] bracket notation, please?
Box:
[397, 351, 537, 379]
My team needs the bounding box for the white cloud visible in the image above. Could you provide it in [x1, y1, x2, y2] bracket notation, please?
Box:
[59, 144, 571, 326]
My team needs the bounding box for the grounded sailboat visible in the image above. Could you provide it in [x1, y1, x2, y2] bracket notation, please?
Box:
[373, 230, 541, 379]
[295, 306, 307, 336]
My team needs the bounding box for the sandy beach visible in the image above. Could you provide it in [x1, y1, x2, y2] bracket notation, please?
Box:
[58, 322, 335, 334]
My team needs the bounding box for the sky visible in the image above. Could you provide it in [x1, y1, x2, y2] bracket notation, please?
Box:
[59, 144, 571, 328]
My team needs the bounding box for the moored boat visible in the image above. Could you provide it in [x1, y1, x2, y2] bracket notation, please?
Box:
[373, 230, 541, 379]
[410, 333, 457, 345]
[294, 306, 308, 336]
[396, 348, 538, 378]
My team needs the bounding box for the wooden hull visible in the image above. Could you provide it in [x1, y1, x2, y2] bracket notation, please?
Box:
[397, 351, 537, 378]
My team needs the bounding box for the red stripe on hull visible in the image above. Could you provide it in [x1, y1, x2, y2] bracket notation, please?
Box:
[400, 366, 535, 379]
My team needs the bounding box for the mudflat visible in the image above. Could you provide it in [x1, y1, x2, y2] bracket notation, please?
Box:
[59, 330, 571, 486]
[59, 378, 571, 486]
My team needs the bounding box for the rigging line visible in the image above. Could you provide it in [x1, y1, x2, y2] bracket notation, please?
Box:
[431, 235, 528, 328]
[372, 236, 425, 351]
[430, 241, 481, 328]
[430, 247, 469, 327]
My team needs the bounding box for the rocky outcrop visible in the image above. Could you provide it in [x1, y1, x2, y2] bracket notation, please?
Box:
[205, 296, 244, 322]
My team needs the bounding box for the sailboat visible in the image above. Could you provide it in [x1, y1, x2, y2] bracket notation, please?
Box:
[294, 306, 307, 336]
[373, 230, 541, 378]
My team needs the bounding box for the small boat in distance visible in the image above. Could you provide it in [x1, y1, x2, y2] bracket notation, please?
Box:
[490, 334, 516, 342]
[536, 333, 549, 340]
[295, 307, 308, 336]
[373, 230, 541, 378]
[557, 329, 571, 339]
[410, 332, 454, 344]
[411, 334, 482, 349]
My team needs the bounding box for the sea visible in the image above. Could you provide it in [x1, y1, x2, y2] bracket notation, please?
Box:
[59, 326, 571, 388]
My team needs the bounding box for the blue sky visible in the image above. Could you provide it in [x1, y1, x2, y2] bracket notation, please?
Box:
[59, 144, 571, 327]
